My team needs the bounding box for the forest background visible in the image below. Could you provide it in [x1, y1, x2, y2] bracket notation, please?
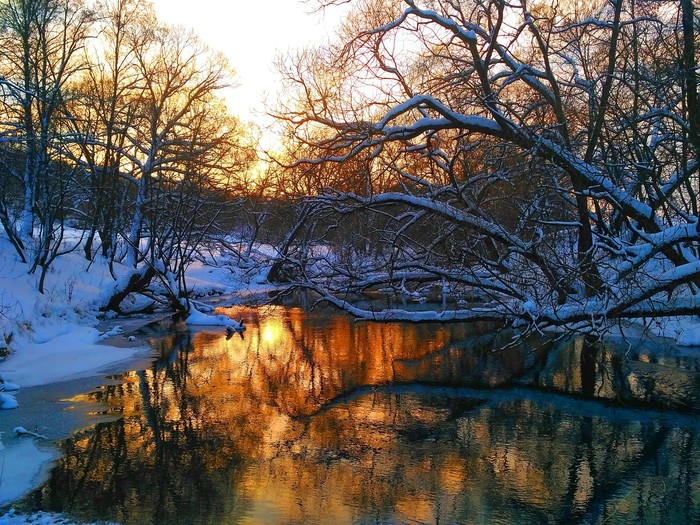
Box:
[0, 0, 697, 344]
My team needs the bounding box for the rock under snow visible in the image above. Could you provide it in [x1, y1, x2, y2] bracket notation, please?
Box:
[185, 307, 245, 332]
[0, 392, 17, 410]
[13, 427, 47, 440]
[0, 373, 20, 392]
[677, 326, 700, 347]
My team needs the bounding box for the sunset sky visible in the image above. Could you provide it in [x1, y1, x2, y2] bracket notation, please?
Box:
[150, 0, 346, 125]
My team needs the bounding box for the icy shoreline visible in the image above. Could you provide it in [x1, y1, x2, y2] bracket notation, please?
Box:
[0, 509, 119, 525]
[0, 227, 269, 524]
[0, 326, 154, 525]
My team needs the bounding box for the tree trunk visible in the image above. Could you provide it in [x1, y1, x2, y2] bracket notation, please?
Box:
[681, 0, 700, 157]
[102, 266, 156, 314]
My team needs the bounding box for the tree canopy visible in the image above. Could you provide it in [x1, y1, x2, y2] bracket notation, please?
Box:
[272, 0, 700, 331]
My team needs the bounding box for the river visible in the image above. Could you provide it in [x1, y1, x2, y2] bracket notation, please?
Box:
[11, 304, 700, 524]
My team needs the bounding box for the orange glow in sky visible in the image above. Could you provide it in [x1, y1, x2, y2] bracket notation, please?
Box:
[150, 0, 345, 125]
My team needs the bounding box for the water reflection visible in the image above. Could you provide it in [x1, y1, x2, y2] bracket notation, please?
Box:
[19, 306, 700, 524]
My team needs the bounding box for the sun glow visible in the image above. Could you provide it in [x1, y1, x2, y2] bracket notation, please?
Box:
[149, 0, 347, 127]
[261, 319, 284, 346]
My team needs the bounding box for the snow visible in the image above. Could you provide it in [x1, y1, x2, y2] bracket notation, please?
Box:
[185, 305, 245, 331]
[14, 427, 48, 439]
[0, 509, 118, 525]
[0, 438, 55, 506]
[0, 234, 163, 520]
[645, 316, 700, 347]
[520, 299, 539, 320]
[1, 214, 700, 525]
[0, 229, 269, 522]
[678, 328, 700, 347]
[0, 375, 20, 392]
[0, 391, 18, 409]
[0, 326, 148, 388]
[378, 95, 503, 136]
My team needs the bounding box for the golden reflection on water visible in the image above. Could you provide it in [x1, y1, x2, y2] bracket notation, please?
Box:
[28, 307, 700, 525]
[180, 305, 480, 418]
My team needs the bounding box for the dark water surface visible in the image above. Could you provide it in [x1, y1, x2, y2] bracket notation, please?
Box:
[17, 306, 700, 524]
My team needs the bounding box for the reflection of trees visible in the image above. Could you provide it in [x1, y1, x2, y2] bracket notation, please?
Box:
[392, 330, 554, 388]
[531, 337, 700, 411]
[24, 308, 700, 524]
[214, 305, 474, 417]
[32, 328, 250, 525]
[246, 391, 700, 525]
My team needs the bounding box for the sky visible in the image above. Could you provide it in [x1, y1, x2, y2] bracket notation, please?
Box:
[150, 0, 346, 126]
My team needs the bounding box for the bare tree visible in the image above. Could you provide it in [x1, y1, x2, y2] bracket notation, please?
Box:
[98, 23, 258, 313]
[0, 0, 259, 306]
[66, 0, 153, 263]
[0, 0, 93, 291]
[273, 0, 700, 331]
[146, 106, 257, 312]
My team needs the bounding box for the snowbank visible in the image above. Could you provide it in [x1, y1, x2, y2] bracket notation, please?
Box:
[0, 326, 148, 389]
[0, 237, 153, 390]
[0, 438, 55, 506]
[0, 237, 155, 523]
[0, 435, 99, 525]
[185, 306, 245, 331]
[678, 327, 700, 346]
[650, 317, 700, 347]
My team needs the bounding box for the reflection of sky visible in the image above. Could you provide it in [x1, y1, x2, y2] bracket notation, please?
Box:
[185, 305, 459, 416]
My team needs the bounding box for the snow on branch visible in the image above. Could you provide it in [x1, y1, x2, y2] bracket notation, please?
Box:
[377, 95, 503, 135]
[304, 281, 510, 323]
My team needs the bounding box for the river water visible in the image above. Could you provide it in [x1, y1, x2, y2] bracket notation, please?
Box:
[14, 305, 700, 524]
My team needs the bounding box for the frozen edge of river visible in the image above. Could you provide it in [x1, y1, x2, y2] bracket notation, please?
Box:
[0, 319, 158, 524]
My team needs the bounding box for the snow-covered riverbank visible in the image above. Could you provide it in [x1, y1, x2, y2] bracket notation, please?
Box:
[0, 224, 698, 525]
[0, 335, 153, 515]
[0, 238, 143, 515]
[0, 233, 272, 523]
